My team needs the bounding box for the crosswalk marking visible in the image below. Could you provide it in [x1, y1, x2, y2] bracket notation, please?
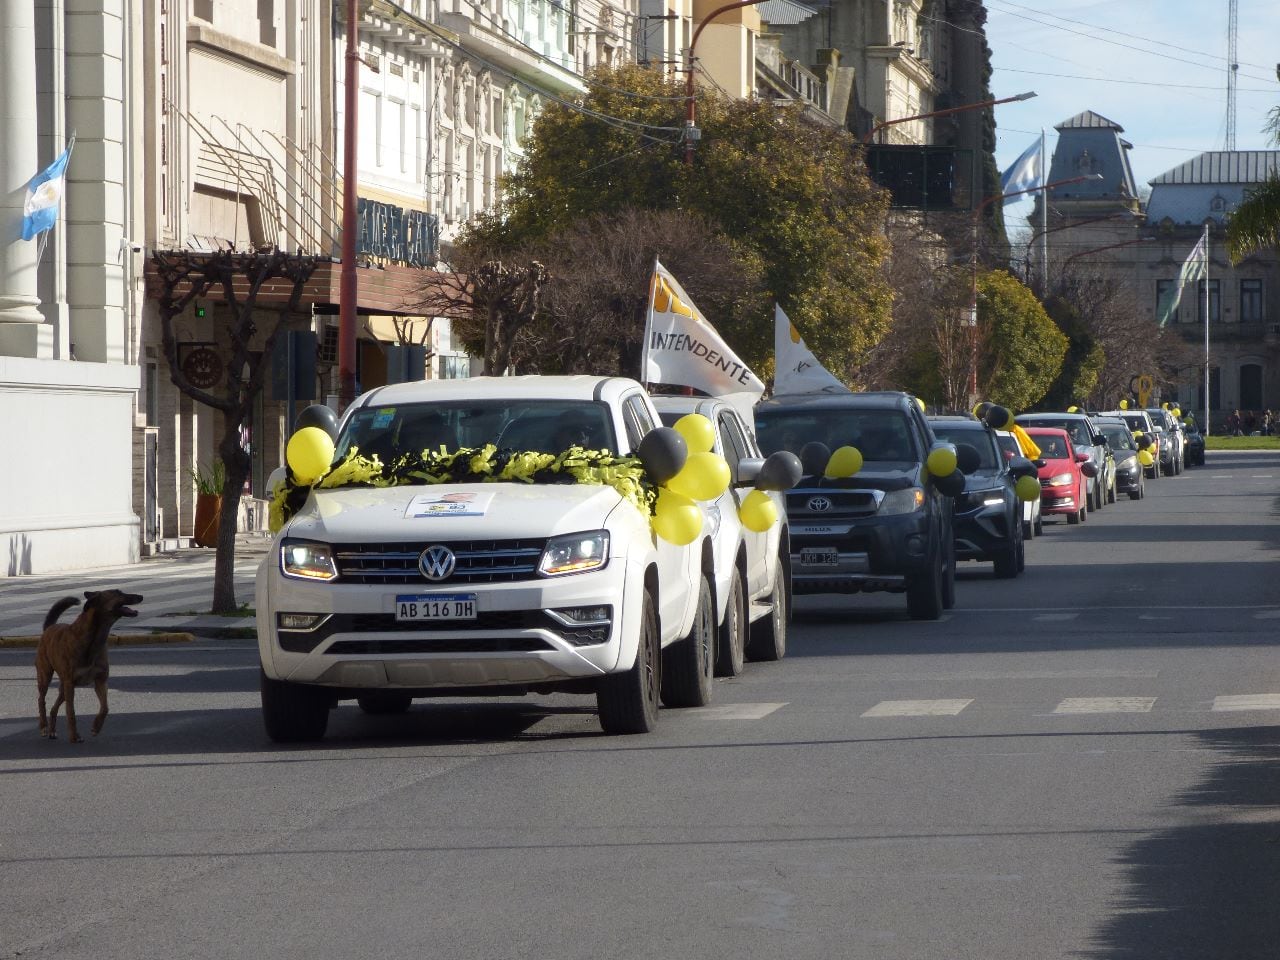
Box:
[862, 699, 972, 717]
[695, 702, 787, 720]
[1032, 613, 1078, 622]
[1053, 697, 1155, 714]
[1212, 694, 1280, 712]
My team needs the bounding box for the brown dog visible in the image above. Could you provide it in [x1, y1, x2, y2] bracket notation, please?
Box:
[36, 590, 143, 742]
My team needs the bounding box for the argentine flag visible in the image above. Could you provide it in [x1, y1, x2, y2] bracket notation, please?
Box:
[1000, 137, 1042, 205]
[22, 144, 73, 241]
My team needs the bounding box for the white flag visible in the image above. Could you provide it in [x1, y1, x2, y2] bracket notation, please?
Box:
[1000, 137, 1042, 205]
[773, 304, 849, 397]
[642, 260, 764, 408]
[1158, 232, 1208, 327]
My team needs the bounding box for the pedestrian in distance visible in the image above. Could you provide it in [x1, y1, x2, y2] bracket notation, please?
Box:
[1244, 410, 1257, 435]
[1227, 409, 1242, 436]
[1263, 410, 1273, 436]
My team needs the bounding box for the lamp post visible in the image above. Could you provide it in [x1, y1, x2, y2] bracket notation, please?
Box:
[967, 173, 1103, 403]
[684, 0, 771, 166]
[1022, 212, 1136, 291]
[1061, 236, 1155, 270]
[338, 0, 361, 410]
[862, 90, 1036, 144]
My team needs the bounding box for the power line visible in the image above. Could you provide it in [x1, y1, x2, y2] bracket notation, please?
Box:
[997, 67, 1276, 93]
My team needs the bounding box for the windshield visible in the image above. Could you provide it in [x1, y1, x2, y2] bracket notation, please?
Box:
[1028, 431, 1071, 459]
[1120, 414, 1148, 434]
[930, 425, 999, 470]
[336, 400, 618, 460]
[756, 408, 918, 463]
[996, 435, 1018, 460]
[1021, 417, 1091, 447]
[1099, 424, 1134, 451]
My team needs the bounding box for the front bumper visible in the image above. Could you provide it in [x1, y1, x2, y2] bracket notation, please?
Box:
[1040, 484, 1080, 515]
[1114, 467, 1142, 493]
[952, 504, 1012, 561]
[788, 510, 934, 595]
[257, 555, 636, 690]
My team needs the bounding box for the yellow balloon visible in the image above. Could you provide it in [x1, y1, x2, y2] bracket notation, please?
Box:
[1015, 475, 1042, 502]
[1132, 430, 1143, 437]
[666, 452, 731, 501]
[926, 445, 957, 478]
[825, 445, 863, 479]
[1119, 399, 1129, 410]
[287, 426, 336, 484]
[652, 489, 702, 545]
[673, 414, 715, 455]
[1138, 450, 1154, 467]
[1067, 405, 1079, 413]
[914, 397, 926, 412]
[739, 489, 778, 533]
[1173, 407, 1182, 418]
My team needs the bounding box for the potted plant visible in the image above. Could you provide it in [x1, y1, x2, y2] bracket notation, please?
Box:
[189, 459, 226, 548]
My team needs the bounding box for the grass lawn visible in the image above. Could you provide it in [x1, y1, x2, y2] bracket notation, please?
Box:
[1204, 435, 1280, 451]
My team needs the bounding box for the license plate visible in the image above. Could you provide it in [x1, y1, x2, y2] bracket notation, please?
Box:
[800, 547, 839, 567]
[395, 594, 477, 621]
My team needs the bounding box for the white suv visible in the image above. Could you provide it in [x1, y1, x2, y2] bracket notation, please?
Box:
[256, 376, 716, 741]
[653, 396, 790, 674]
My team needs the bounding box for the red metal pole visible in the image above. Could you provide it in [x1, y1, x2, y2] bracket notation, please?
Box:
[683, 0, 770, 166]
[339, 0, 360, 410]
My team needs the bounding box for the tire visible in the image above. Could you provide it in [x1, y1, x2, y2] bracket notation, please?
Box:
[357, 692, 413, 715]
[941, 538, 956, 610]
[261, 670, 330, 743]
[1016, 523, 1026, 572]
[1107, 477, 1117, 504]
[661, 573, 715, 708]
[715, 568, 746, 678]
[1068, 485, 1083, 524]
[906, 549, 944, 620]
[993, 538, 1019, 578]
[597, 591, 660, 734]
[746, 563, 788, 662]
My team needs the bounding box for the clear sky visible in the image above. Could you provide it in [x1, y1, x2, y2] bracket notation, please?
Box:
[984, 0, 1280, 220]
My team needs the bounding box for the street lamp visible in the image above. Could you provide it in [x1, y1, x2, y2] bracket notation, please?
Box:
[968, 173, 1103, 402]
[1022, 211, 1137, 291]
[684, 0, 771, 166]
[862, 91, 1036, 144]
[339, 0, 361, 410]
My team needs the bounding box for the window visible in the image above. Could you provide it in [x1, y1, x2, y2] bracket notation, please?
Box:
[1155, 279, 1179, 324]
[1241, 279, 1264, 323]
[1197, 279, 1221, 324]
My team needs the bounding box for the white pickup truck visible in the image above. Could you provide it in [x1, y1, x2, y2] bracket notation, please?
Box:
[256, 376, 717, 741]
[653, 396, 790, 674]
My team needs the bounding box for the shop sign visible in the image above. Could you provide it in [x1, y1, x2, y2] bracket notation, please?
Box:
[357, 199, 439, 267]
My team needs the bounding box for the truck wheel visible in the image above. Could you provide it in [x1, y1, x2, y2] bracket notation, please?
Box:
[357, 692, 413, 715]
[746, 564, 788, 662]
[1034, 510, 1044, 536]
[715, 569, 746, 678]
[661, 574, 715, 708]
[906, 551, 944, 620]
[261, 670, 329, 743]
[597, 591, 660, 734]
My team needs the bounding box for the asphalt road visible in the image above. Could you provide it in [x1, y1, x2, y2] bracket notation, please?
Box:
[2, 451, 1278, 960]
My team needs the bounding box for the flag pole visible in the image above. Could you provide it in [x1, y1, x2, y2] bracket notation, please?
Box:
[1039, 128, 1047, 295]
[1203, 222, 1210, 435]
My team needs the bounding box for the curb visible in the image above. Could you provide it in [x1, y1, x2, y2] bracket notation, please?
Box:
[0, 632, 196, 648]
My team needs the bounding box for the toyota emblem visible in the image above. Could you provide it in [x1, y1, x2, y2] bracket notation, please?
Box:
[419, 544, 457, 581]
[807, 496, 833, 512]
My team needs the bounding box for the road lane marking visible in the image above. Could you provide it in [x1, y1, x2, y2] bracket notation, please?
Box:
[862, 699, 972, 717]
[1054, 697, 1156, 714]
[1138, 614, 1173, 620]
[1032, 613, 1078, 622]
[1251, 474, 1275, 478]
[1254, 610, 1280, 620]
[1211, 475, 1231, 479]
[694, 702, 786, 720]
[1212, 694, 1280, 712]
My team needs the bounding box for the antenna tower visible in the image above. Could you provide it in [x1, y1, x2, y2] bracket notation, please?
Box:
[1226, 0, 1238, 149]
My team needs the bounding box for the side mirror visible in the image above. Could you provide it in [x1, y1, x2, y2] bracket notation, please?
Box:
[1008, 456, 1037, 479]
[1080, 461, 1099, 479]
[1074, 451, 1091, 463]
[1033, 458, 1047, 469]
[735, 457, 764, 486]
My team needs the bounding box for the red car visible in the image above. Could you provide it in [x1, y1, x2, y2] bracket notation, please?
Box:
[1025, 427, 1097, 525]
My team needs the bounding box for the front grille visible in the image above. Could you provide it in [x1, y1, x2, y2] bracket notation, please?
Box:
[326, 637, 554, 654]
[333, 538, 547, 584]
[785, 489, 881, 519]
[277, 610, 613, 654]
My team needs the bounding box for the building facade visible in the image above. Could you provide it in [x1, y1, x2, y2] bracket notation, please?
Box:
[1, 0, 141, 575]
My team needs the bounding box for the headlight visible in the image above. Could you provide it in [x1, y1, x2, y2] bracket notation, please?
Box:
[972, 487, 1006, 507]
[1117, 461, 1139, 474]
[280, 539, 338, 581]
[1047, 473, 1073, 486]
[879, 487, 925, 515]
[539, 530, 610, 576]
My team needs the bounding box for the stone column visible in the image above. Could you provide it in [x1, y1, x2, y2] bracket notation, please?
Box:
[0, 1, 47, 325]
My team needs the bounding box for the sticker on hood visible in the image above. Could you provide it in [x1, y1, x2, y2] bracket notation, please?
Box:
[406, 491, 495, 518]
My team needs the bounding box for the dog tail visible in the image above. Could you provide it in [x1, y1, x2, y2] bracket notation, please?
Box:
[44, 597, 80, 629]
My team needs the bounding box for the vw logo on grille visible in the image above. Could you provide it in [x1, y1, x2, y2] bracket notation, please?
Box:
[418, 544, 457, 581]
[807, 496, 833, 512]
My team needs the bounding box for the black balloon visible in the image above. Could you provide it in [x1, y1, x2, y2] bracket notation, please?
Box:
[636, 427, 688, 486]
[1135, 434, 1151, 449]
[799, 442, 831, 477]
[984, 405, 1013, 430]
[974, 401, 993, 421]
[933, 468, 966, 497]
[756, 450, 803, 491]
[954, 442, 982, 475]
[294, 403, 340, 440]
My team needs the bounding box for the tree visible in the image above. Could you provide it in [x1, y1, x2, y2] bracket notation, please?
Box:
[1225, 105, 1280, 263]
[152, 249, 319, 614]
[465, 66, 892, 377]
[976, 269, 1067, 410]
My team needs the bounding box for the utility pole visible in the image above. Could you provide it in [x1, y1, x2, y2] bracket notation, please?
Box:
[339, 0, 360, 410]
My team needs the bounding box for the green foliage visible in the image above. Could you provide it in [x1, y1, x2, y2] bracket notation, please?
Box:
[464, 66, 892, 378]
[1039, 294, 1104, 410]
[1225, 174, 1280, 263]
[978, 270, 1068, 411]
[188, 460, 226, 495]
